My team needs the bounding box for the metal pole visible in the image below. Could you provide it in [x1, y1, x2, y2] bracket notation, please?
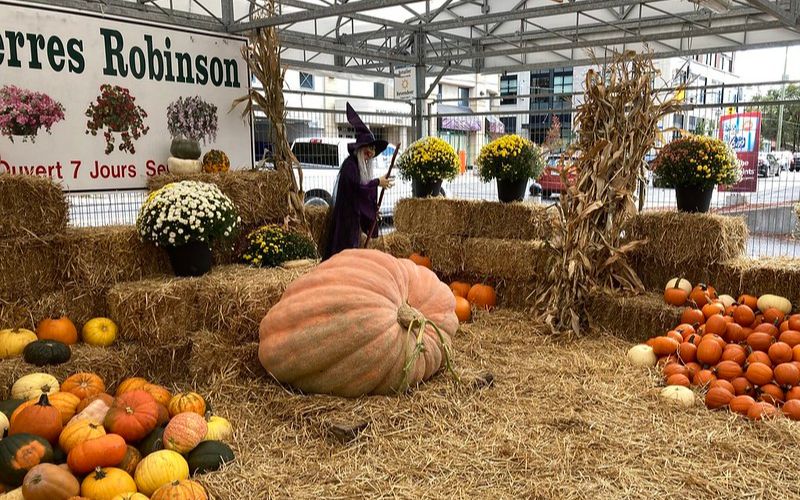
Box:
[414, 31, 426, 141]
[777, 46, 790, 150]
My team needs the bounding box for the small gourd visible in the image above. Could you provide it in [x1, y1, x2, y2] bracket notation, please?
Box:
[0, 329, 38, 359]
[626, 344, 656, 367]
[201, 149, 230, 173]
[659, 385, 695, 408]
[757, 294, 792, 315]
[23, 340, 71, 366]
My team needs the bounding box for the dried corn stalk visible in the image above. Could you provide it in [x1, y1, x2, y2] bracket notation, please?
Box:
[233, 0, 311, 238]
[539, 51, 682, 335]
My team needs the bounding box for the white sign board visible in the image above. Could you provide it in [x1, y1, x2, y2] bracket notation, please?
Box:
[0, 0, 252, 191]
[394, 67, 416, 101]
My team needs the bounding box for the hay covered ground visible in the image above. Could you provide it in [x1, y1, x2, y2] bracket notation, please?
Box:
[195, 310, 800, 499]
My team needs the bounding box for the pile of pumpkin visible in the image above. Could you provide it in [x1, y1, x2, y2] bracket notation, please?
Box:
[628, 278, 800, 421]
[0, 372, 233, 499]
[408, 252, 497, 323]
[1, 317, 118, 366]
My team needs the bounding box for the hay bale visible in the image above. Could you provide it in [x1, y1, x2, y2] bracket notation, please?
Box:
[306, 206, 329, 251]
[394, 198, 556, 240]
[189, 331, 264, 381]
[712, 258, 800, 307]
[0, 340, 191, 400]
[367, 231, 413, 258]
[0, 174, 68, 238]
[586, 291, 683, 343]
[147, 170, 292, 226]
[57, 226, 171, 289]
[441, 273, 539, 311]
[407, 234, 465, 276]
[0, 288, 108, 330]
[463, 238, 549, 280]
[0, 235, 62, 301]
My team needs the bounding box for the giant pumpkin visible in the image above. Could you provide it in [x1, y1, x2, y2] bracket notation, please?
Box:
[258, 249, 459, 397]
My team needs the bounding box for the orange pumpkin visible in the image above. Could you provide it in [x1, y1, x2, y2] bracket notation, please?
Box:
[677, 342, 697, 364]
[466, 284, 497, 310]
[763, 307, 785, 326]
[167, 393, 207, 419]
[664, 286, 688, 307]
[773, 363, 800, 387]
[692, 369, 716, 387]
[9, 394, 62, 444]
[795, 344, 800, 362]
[710, 379, 735, 394]
[163, 413, 207, 454]
[731, 377, 755, 397]
[702, 303, 724, 320]
[141, 385, 171, 407]
[788, 314, 800, 331]
[745, 362, 774, 386]
[676, 323, 696, 338]
[768, 342, 793, 364]
[408, 253, 432, 269]
[755, 323, 780, 338]
[724, 323, 747, 344]
[665, 330, 683, 343]
[781, 330, 800, 347]
[449, 282, 471, 298]
[61, 374, 106, 401]
[155, 404, 170, 428]
[11, 392, 80, 427]
[746, 332, 774, 353]
[36, 317, 78, 345]
[114, 378, 149, 396]
[714, 360, 743, 381]
[730, 395, 756, 415]
[680, 308, 705, 326]
[59, 420, 106, 454]
[782, 399, 800, 420]
[454, 297, 471, 323]
[747, 401, 779, 420]
[21, 463, 80, 500]
[787, 386, 800, 401]
[684, 362, 702, 380]
[663, 363, 688, 379]
[738, 294, 758, 310]
[721, 344, 746, 366]
[747, 351, 772, 367]
[758, 383, 784, 405]
[666, 374, 690, 387]
[257, 249, 459, 397]
[696, 340, 723, 366]
[705, 387, 733, 410]
[732, 304, 755, 327]
[104, 391, 159, 442]
[150, 479, 207, 500]
[67, 434, 127, 475]
[651, 337, 679, 357]
[689, 284, 716, 307]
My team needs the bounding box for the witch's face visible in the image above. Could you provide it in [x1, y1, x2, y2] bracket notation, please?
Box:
[361, 145, 376, 161]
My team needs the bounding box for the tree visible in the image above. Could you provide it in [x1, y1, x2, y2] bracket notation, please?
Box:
[750, 84, 800, 151]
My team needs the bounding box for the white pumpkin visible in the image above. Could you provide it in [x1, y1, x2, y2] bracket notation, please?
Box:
[665, 278, 692, 295]
[203, 414, 233, 442]
[0, 488, 24, 500]
[660, 385, 695, 408]
[167, 157, 202, 175]
[718, 294, 736, 309]
[757, 294, 792, 315]
[11, 373, 59, 400]
[0, 411, 8, 438]
[627, 344, 657, 368]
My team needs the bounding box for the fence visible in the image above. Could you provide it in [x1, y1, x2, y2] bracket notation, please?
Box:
[65, 82, 800, 257]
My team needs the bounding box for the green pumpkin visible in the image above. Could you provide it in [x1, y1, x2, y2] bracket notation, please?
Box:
[187, 440, 234, 474]
[170, 138, 201, 160]
[138, 427, 165, 456]
[0, 433, 54, 486]
[22, 340, 71, 366]
[51, 445, 67, 465]
[0, 400, 25, 419]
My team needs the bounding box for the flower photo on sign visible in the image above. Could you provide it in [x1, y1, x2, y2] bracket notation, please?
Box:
[166, 96, 218, 144]
[85, 84, 150, 155]
[0, 85, 65, 143]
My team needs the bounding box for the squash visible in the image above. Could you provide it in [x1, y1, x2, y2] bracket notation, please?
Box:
[21, 463, 80, 500]
[659, 385, 695, 407]
[22, 341, 71, 366]
[466, 284, 496, 310]
[167, 393, 206, 419]
[665, 374, 690, 387]
[664, 278, 692, 295]
[81, 319, 117, 347]
[76, 394, 114, 414]
[117, 447, 141, 477]
[59, 420, 106, 454]
[133, 450, 189, 496]
[718, 294, 736, 309]
[104, 391, 158, 443]
[680, 308, 705, 326]
[663, 283, 688, 307]
[713, 360, 742, 381]
[696, 339, 722, 366]
[710, 379, 735, 394]
[745, 362, 774, 386]
[732, 305, 756, 327]
[747, 332, 774, 352]
[163, 413, 206, 454]
[72, 399, 111, 425]
[11, 374, 59, 401]
[8, 394, 62, 445]
[677, 342, 697, 364]
[747, 401, 779, 421]
[449, 281, 471, 298]
[730, 395, 756, 415]
[408, 253, 431, 269]
[258, 249, 458, 397]
[0, 434, 54, 486]
[155, 404, 170, 428]
[0, 329, 37, 359]
[758, 383, 784, 405]
[61, 373, 106, 401]
[626, 344, 656, 367]
[0, 401, 24, 420]
[166, 157, 202, 174]
[150, 479, 207, 500]
[454, 296, 471, 323]
[138, 428, 165, 456]
[80, 467, 136, 500]
[67, 434, 127, 475]
[114, 379, 148, 397]
[0, 413, 7, 439]
[704, 387, 734, 410]
[35, 318, 78, 345]
[768, 342, 793, 364]
[774, 362, 800, 387]
[782, 399, 800, 420]
[203, 413, 232, 442]
[187, 440, 233, 474]
[141, 385, 171, 407]
[731, 377, 756, 397]
[757, 294, 792, 315]
[111, 494, 149, 500]
[12, 392, 80, 427]
[169, 138, 201, 160]
[201, 149, 230, 173]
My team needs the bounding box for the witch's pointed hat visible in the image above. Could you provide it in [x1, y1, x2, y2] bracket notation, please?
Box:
[346, 102, 388, 156]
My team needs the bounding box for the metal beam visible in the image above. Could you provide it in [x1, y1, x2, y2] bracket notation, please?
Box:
[232, 0, 414, 31]
[744, 0, 799, 27]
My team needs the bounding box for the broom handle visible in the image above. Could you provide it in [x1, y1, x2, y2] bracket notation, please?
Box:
[364, 143, 401, 248]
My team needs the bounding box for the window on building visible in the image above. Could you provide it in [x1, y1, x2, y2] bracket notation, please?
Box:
[374, 82, 385, 99]
[500, 75, 518, 105]
[530, 71, 551, 111]
[458, 87, 470, 108]
[299, 72, 314, 90]
[500, 116, 517, 134]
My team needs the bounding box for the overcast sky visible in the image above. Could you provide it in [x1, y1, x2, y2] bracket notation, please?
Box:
[734, 46, 800, 83]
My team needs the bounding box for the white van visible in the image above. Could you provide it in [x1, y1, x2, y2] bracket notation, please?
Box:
[290, 137, 413, 217]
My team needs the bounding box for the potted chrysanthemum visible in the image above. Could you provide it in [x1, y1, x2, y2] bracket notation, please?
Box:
[651, 135, 741, 213]
[476, 134, 545, 203]
[241, 224, 318, 268]
[396, 137, 461, 197]
[0, 85, 65, 143]
[137, 181, 240, 276]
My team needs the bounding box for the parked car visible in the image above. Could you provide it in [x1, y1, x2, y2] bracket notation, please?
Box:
[535, 154, 578, 198]
[758, 152, 780, 177]
[792, 151, 800, 172]
[774, 151, 793, 172]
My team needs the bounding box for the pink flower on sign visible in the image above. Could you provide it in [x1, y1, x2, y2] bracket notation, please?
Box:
[166, 96, 218, 144]
[0, 85, 66, 143]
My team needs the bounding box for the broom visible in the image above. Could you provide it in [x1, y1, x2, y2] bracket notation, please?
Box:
[364, 143, 401, 248]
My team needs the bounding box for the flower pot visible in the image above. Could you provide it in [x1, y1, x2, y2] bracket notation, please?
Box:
[412, 178, 443, 198]
[675, 185, 714, 213]
[170, 137, 202, 160]
[496, 178, 528, 203]
[165, 240, 213, 277]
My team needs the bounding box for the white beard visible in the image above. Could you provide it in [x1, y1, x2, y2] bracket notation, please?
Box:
[357, 150, 375, 185]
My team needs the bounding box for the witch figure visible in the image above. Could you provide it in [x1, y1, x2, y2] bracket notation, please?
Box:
[322, 103, 394, 260]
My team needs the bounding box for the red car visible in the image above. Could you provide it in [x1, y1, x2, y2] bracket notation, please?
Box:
[537, 154, 577, 198]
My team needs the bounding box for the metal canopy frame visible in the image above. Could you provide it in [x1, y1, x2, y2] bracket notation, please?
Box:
[23, 0, 800, 77]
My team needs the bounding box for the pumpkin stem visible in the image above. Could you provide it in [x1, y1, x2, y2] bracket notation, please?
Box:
[94, 466, 107, 479]
[396, 303, 425, 330]
[398, 312, 460, 392]
[37, 393, 51, 406]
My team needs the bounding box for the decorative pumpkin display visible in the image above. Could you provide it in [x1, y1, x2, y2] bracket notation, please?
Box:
[166, 157, 202, 175]
[659, 385, 695, 407]
[665, 278, 692, 295]
[717, 294, 735, 308]
[696, 339, 722, 366]
[408, 252, 432, 269]
[35, 318, 78, 345]
[9, 394, 62, 445]
[704, 387, 734, 410]
[0, 413, 7, 438]
[59, 420, 106, 454]
[111, 493, 149, 500]
[758, 294, 791, 315]
[782, 399, 800, 420]
[626, 345, 656, 367]
[141, 385, 171, 407]
[80, 467, 137, 500]
[167, 393, 206, 419]
[663, 282, 688, 307]
[104, 391, 158, 443]
[72, 399, 111, 425]
[114, 379, 148, 397]
[730, 395, 756, 415]
[61, 373, 106, 401]
[187, 440, 234, 474]
[745, 363, 773, 386]
[138, 428, 164, 456]
[22, 340, 71, 366]
[150, 479, 207, 500]
[449, 281, 471, 298]
[133, 450, 189, 496]
[21, 463, 80, 500]
[11, 374, 59, 401]
[67, 434, 127, 475]
[81, 318, 118, 347]
[774, 362, 800, 387]
[689, 284, 716, 307]
[747, 402, 779, 421]
[201, 149, 230, 173]
[713, 360, 742, 381]
[0, 329, 37, 359]
[15, 392, 80, 427]
[76, 394, 115, 414]
[163, 413, 207, 454]
[117, 447, 141, 476]
[203, 413, 232, 442]
[454, 296, 472, 323]
[0, 434, 54, 486]
[259, 249, 458, 397]
[680, 308, 704, 326]
[467, 284, 497, 310]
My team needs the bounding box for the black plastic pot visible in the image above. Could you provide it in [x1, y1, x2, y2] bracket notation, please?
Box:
[412, 178, 443, 198]
[166, 240, 213, 277]
[675, 185, 714, 213]
[496, 178, 528, 203]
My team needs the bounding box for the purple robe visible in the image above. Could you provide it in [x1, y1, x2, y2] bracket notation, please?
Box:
[322, 155, 379, 260]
